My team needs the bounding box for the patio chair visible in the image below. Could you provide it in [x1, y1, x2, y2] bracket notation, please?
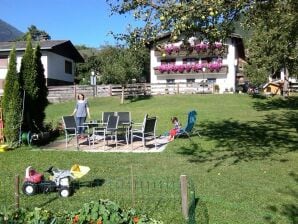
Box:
[116, 112, 131, 145]
[100, 112, 115, 127]
[92, 115, 119, 149]
[62, 116, 90, 149]
[176, 110, 200, 139]
[131, 115, 157, 149]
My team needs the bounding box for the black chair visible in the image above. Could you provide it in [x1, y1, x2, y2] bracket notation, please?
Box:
[92, 115, 119, 149]
[100, 112, 115, 127]
[131, 116, 157, 149]
[117, 112, 131, 145]
[61, 116, 89, 149]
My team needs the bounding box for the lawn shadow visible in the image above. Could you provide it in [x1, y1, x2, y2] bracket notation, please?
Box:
[126, 95, 152, 103]
[176, 111, 298, 170]
[72, 178, 105, 190]
[188, 197, 209, 224]
[253, 96, 298, 111]
[264, 171, 298, 223]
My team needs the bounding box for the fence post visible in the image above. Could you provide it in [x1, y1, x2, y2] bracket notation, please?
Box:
[15, 175, 20, 209]
[180, 175, 188, 220]
[131, 165, 135, 208]
[74, 83, 77, 99]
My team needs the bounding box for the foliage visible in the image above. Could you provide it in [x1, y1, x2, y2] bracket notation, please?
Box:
[75, 45, 149, 85]
[19, 35, 38, 132]
[100, 46, 149, 85]
[31, 44, 49, 131]
[243, 0, 298, 87]
[0, 200, 163, 223]
[17, 25, 51, 41]
[2, 47, 23, 146]
[106, 0, 253, 46]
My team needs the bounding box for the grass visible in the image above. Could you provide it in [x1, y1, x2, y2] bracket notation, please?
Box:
[1, 94, 298, 223]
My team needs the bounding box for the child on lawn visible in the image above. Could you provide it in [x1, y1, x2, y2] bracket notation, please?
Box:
[169, 117, 181, 141]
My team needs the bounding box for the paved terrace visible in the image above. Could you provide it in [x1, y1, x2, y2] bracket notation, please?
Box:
[41, 136, 169, 153]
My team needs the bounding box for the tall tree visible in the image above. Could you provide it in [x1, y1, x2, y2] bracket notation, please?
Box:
[2, 47, 23, 146]
[31, 44, 49, 131]
[18, 25, 51, 41]
[243, 0, 298, 96]
[100, 46, 148, 103]
[19, 35, 39, 132]
[107, 0, 248, 45]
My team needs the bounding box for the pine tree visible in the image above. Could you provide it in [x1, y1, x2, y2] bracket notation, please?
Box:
[19, 34, 39, 132]
[31, 44, 48, 131]
[2, 47, 23, 146]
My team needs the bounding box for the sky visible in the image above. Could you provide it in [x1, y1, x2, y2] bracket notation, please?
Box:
[1, 0, 138, 48]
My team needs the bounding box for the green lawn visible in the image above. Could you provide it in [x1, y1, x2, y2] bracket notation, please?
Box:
[1, 94, 297, 224]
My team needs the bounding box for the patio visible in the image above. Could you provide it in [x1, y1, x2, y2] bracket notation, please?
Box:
[41, 135, 169, 153]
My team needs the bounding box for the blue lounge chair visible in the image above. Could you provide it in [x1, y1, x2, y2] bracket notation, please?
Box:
[176, 110, 200, 138]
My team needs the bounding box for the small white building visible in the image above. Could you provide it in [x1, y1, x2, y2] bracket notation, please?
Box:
[0, 40, 84, 94]
[149, 34, 245, 93]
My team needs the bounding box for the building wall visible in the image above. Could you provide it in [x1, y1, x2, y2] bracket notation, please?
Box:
[47, 52, 74, 84]
[0, 50, 74, 92]
[150, 38, 238, 93]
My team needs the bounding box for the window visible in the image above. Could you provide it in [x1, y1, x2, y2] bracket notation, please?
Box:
[207, 78, 216, 83]
[0, 56, 8, 68]
[161, 59, 176, 65]
[183, 58, 197, 65]
[65, 60, 73, 74]
[186, 79, 195, 87]
[166, 79, 175, 84]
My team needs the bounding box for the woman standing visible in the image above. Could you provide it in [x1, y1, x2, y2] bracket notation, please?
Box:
[71, 93, 90, 138]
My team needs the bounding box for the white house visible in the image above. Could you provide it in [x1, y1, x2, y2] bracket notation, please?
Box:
[149, 34, 245, 93]
[0, 40, 84, 94]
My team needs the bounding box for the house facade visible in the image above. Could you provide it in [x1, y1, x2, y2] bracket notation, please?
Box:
[150, 34, 245, 94]
[0, 40, 84, 94]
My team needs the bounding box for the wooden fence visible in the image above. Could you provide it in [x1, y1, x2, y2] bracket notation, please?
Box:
[47, 82, 215, 103]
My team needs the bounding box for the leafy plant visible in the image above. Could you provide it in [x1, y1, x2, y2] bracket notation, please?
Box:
[0, 200, 163, 224]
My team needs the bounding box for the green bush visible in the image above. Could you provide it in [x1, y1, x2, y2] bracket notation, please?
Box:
[0, 199, 163, 224]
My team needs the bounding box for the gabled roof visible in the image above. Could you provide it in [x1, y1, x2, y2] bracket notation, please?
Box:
[0, 40, 84, 63]
[0, 19, 24, 41]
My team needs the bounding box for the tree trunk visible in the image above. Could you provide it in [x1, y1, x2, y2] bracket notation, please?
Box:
[283, 66, 289, 98]
[121, 86, 124, 104]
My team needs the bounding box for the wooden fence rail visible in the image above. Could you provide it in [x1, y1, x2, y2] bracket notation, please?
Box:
[47, 82, 215, 103]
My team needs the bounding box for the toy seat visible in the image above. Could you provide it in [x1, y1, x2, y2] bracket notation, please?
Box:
[25, 166, 44, 183]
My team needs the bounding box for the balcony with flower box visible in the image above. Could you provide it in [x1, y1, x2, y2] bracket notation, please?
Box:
[154, 42, 228, 58]
[154, 61, 228, 76]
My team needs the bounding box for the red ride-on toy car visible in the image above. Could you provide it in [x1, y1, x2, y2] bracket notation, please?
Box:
[22, 165, 90, 197]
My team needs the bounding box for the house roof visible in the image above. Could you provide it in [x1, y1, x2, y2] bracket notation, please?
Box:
[0, 40, 84, 63]
[263, 80, 283, 89]
[0, 19, 24, 41]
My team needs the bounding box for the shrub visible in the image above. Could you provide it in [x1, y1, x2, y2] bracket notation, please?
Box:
[0, 199, 163, 223]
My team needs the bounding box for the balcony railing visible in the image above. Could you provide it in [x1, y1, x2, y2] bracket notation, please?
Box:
[154, 45, 228, 58]
[154, 66, 228, 75]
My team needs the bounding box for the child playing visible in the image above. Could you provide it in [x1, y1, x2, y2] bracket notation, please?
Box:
[169, 117, 181, 141]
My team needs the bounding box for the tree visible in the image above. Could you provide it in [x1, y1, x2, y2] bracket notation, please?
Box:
[243, 0, 298, 96]
[100, 46, 148, 103]
[2, 47, 23, 146]
[19, 35, 40, 132]
[107, 0, 298, 97]
[18, 25, 51, 41]
[31, 44, 49, 131]
[107, 0, 249, 45]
